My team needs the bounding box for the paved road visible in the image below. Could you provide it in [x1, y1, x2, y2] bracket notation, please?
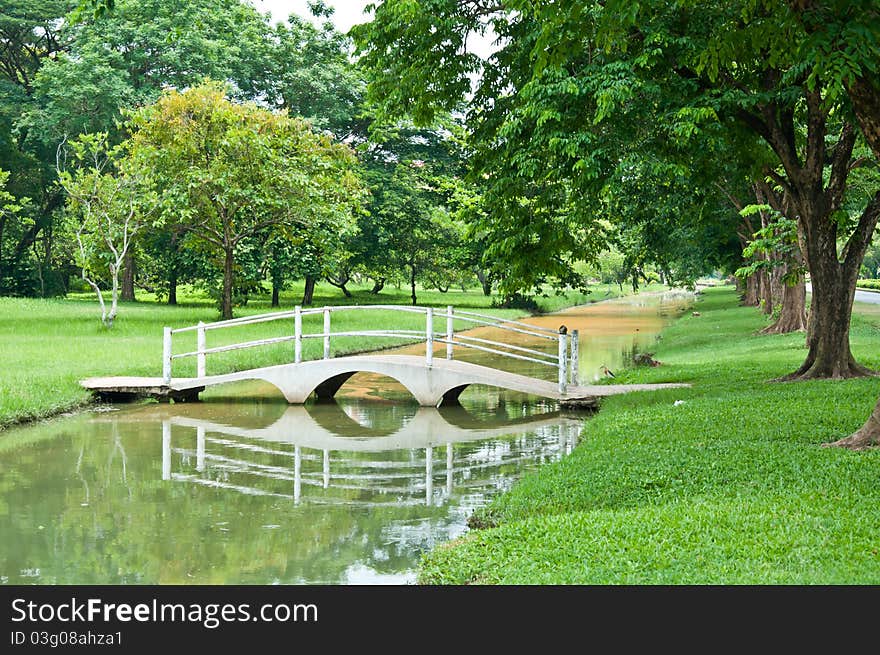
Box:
[806, 283, 880, 305]
[855, 287, 880, 305]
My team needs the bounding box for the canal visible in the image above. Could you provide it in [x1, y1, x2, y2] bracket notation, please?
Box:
[0, 291, 691, 584]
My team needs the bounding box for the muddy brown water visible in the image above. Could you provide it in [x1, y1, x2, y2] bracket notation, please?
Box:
[0, 291, 691, 584]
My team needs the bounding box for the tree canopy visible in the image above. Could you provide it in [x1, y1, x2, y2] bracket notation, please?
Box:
[353, 0, 880, 377]
[124, 81, 364, 320]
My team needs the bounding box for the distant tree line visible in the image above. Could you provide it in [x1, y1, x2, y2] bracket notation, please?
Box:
[0, 0, 495, 317]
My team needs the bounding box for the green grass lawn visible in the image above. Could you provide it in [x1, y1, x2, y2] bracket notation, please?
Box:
[0, 280, 637, 429]
[420, 286, 880, 584]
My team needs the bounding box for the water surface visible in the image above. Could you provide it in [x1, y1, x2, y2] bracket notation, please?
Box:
[0, 291, 690, 584]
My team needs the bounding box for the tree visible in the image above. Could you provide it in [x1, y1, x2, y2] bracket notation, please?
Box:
[862, 242, 880, 280]
[780, 1, 880, 448]
[735, 203, 808, 334]
[0, 1, 74, 295]
[56, 132, 154, 326]
[353, 0, 879, 380]
[356, 121, 472, 305]
[246, 1, 370, 304]
[19, 44, 133, 148]
[125, 81, 363, 319]
[0, 167, 30, 289]
[3, 0, 280, 299]
[0, 1, 73, 94]
[268, 0, 366, 141]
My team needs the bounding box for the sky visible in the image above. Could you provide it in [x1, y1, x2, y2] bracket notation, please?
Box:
[252, 0, 374, 33]
[252, 0, 498, 58]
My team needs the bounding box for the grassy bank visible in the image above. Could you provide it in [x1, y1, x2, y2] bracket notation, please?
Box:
[420, 287, 880, 584]
[0, 280, 639, 430]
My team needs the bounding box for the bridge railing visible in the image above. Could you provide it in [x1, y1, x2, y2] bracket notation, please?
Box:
[163, 305, 580, 393]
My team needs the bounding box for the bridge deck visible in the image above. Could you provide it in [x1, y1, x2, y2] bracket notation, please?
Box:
[81, 355, 689, 407]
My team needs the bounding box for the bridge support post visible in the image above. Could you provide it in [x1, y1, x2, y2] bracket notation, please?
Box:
[162, 327, 172, 385]
[323, 307, 331, 359]
[558, 327, 567, 395]
[570, 329, 579, 386]
[197, 322, 206, 378]
[295, 305, 302, 364]
[426, 307, 434, 367]
[446, 305, 454, 360]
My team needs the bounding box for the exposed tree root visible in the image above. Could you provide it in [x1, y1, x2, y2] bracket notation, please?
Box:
[773, 359, 877, 383]
[823, 393, 880, 450]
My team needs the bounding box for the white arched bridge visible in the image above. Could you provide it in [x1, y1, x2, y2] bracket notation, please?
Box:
[81, 304, 688, 407]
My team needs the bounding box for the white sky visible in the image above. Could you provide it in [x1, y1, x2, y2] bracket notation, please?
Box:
[252, 1, 374, 33]
[252, 0, 497, 58]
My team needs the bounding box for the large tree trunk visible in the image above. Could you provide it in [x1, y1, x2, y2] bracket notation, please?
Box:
[370, 277, 385, 294]
[476, 269, 492, 296]
[271, 281, 280, 307]
[121, 249, 136, 301]
[752, 181, 806, 335]
[221, 246, 234, 320]
[761, 267, 807, 335]
[410, 264, 417, 306]
[758, 267, 773, 315]
[167, 233, 178, 305]
[742, 273, 759, 306]
[302, 275, 316, 306]
[168, 269, 178, 305]
[838, 72, 880, 447]
[750, 96, 879, 380]
[769, 263, 784, 311]
[781, 213, 874, 379]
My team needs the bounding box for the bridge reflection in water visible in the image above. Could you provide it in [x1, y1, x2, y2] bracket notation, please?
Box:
[145, 402, 582, 507]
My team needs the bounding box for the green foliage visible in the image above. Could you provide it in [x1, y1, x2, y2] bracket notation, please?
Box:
[734, 204, 804, 285]
[56, 131, 156, 325]
[355, 121, 476, 303]
[860, 240, 880, 280]
[68, 0, 275, 103]
[857, 279, 880, 291]
[124, 81, 364, 318]
[0, 1, 73, 92]
[18, 45, 133, 147]
[0, 0, 287, 297]
[0, 167, 33, 293]
[352, 0, 879, 312]
[351, 1, 760, 296]
[0, 168, 28, 238]
[0, 1, 74, 294]
[268, 2, 366, 139]
[72, 0, 114, 20]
